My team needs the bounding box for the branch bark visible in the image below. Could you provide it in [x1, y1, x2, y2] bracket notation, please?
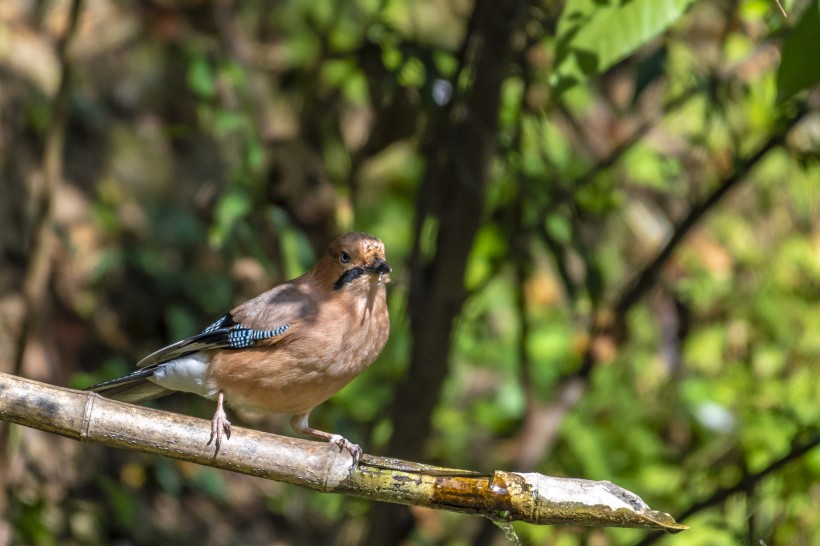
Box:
[0, 372, 685, 534]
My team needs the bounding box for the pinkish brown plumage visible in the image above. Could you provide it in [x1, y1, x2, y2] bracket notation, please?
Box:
[87, 232, 391, 463]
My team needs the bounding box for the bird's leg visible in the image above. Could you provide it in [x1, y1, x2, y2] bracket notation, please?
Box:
[290, 412, 362, 467]
[207, 390, 232, 455]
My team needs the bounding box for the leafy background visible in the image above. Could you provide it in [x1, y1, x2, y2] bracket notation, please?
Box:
[0, 0, 818, 545]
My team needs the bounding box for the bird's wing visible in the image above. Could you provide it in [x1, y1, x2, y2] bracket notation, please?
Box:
[137, 282, 315, 368]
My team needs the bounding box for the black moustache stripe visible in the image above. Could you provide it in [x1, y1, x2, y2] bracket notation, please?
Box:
[333, 267, 367, 290]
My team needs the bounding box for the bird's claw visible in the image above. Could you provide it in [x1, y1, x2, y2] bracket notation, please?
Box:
[329, 434, 362, 467]
[207, 407, 232, 456]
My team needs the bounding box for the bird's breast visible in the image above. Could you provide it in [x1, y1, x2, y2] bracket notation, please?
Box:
[207, 289, 389, 414]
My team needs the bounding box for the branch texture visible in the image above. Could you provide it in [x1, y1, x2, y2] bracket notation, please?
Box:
[0, 372, 685, 533]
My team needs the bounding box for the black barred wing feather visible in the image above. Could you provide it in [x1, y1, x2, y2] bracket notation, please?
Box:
[201, 313, 236, 333]
[137, 282, 315, 368]
[137, 313, 291, 367]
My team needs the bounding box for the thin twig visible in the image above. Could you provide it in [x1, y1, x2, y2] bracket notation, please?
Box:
[613, 104, 808, 321]
[572, 103, 809, 382]
[529, 104, 808, 467]
[773, 0, 788, 19]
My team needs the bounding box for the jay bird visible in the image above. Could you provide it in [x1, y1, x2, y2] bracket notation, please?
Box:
[87, 232, 391, 463]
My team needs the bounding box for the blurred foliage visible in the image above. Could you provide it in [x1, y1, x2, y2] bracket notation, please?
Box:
[0, 0, 818, 545]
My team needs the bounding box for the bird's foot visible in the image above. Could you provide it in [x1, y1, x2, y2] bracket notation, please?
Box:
[329, 434, 362, 467]
[290, 413, 363, 468]
[207, 408, 232, 455]
[207, 393, 232, 456]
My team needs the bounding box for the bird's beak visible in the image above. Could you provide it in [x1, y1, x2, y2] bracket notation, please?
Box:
[367, 258, 392, 275]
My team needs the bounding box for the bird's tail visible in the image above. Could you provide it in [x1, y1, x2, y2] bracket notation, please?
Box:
[86, 367, 173, 404]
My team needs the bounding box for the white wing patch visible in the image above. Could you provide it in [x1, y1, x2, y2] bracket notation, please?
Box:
[148, 353, 212, 398]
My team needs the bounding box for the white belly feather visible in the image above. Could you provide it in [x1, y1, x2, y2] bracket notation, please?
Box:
[148, 352, 212, 398]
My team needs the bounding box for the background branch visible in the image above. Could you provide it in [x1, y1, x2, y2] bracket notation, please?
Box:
[2, 3, 83, 544]
[524, 102, 810, 462]
[633, 432, 820, 546]
[13, 0, 83, 376]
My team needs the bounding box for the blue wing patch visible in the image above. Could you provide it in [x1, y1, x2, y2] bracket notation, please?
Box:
[227, 324, 291, 348]
[136, 315, 290, 367]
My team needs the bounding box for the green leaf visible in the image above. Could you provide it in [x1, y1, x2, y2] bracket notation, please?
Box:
[777, 1, 820, 103]
[165, 305, 199, 341]
[551, 0, 696, 97]
[545, 214, 572, 244]
[187, 57, 216, 99]
[99, 476, 138, 530]
[190, 468, 228, 501]
[209, 189, 251, 246]
[213, 111, 247, 135]
[153, 459, 182, 496]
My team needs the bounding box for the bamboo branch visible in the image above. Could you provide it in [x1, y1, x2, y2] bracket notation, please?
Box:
[0, 372, 685, 533]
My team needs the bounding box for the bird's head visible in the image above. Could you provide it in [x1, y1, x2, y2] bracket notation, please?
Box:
[314, 232, 392, 293]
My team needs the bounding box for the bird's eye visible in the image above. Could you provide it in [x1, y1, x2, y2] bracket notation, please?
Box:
[340, 251, 350, 264]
